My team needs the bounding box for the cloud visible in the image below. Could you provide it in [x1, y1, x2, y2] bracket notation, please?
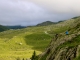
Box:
[27, 0, 80, 14]
[0, 0, 80, 26]
[0, 0, 56, 26]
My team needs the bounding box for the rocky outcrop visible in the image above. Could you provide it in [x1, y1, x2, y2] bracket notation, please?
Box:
[38, 31, 80, 60]
[47, 46, 77, 60]
[38, 19, 80, 60]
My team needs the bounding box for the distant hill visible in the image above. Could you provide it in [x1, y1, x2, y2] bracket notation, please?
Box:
[36, 21, 65, 26]
[71, 16, 80, 19]
[0, 16, 80, 60]
[0, 25, 9, 32]
[36, 21, 57, 26]
[6, 25, 26, 29]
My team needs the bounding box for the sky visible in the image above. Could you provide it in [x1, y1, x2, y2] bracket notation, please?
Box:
[0, 0, 80, 26]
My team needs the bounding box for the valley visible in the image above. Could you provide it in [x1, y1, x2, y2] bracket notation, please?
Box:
[0, 17, 80, 60]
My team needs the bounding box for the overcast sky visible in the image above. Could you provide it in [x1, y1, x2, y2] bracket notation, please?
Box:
[0, 0, 80, 26]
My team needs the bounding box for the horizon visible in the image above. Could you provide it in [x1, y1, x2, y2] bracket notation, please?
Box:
[1, 20, 67, 26]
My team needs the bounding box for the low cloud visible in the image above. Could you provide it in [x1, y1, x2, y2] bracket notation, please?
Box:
[0, 0, 80, 26]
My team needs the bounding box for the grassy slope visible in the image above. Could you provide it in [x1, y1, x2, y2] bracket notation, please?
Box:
[0, 27, 52, 60]
[57, 35, 80, 60]
[39, 17, 80, 60]
[0, 18, 78, 60]
[0, 25, 9, 32]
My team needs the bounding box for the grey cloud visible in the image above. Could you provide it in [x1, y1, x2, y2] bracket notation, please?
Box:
[27, 0, 80, 14]
[0, 0, 79, 26]
[0, 0, 46, 26]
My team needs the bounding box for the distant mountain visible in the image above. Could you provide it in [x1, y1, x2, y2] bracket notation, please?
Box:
[36, 21, 57, 26]
[0, 25, 9, 32]
[6, 25, 26, 29]
[72, 16, 80, 19]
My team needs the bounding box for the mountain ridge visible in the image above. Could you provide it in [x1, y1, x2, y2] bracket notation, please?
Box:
[36, 21, 57, 26]
[0, 25, 9, 32]
[38, 17, 80, 60]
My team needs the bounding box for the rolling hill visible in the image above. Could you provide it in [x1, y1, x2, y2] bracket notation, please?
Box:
[6, 25, 26, 29]
[36, 21, 57, 26]
[0, 16, 80, 60]
[0, 25, 9, 32]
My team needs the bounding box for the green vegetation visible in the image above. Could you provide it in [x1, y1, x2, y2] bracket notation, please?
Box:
[38, 17, 80, 60]
[0, 25, 9, 32]
[6, 25, 26, 29]
[31, 51, 38, 60]
[72, 16, 80, 19]
[58, 35, 80, 49]
[74, 55, 80, 60]
[0, 17, 80, 60]
[25, 33, 51, 51]
[0, 26, 51, 60]
[36, 21, 56, 26]
[39, 54, 48, 60]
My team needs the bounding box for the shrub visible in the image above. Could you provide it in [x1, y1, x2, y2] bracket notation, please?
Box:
[31, 51, 38, 60]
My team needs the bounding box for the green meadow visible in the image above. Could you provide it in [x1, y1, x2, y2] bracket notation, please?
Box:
[0, 18, 78, 60]
[0, 26, 52, 60]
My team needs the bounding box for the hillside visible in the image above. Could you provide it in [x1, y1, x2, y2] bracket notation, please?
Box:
[36, 21, 57, 26]
[6, 25, 26, 29]
[0, 25, 9, 32]
[0, 17, 80, 60]
[37, 17, 80, 60]
[0, 25, 52, 60]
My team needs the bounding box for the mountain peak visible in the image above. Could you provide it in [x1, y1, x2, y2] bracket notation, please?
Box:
[36, 21, 57, 26]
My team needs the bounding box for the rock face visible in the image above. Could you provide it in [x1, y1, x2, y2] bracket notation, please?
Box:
[47, 46, 77, 60]
[38, 30, 80, 60]
[38, 36, 80, 60]
[37, 17, 80, 60]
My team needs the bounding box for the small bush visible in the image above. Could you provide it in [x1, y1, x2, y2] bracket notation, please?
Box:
[31, 51, 38, 60]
